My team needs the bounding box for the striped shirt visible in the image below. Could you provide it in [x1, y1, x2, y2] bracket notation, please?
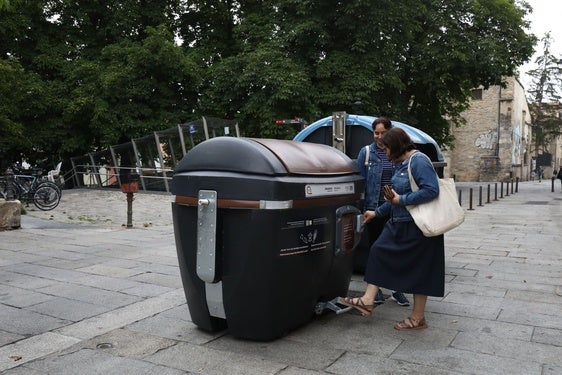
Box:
[376, 147, 393, 203]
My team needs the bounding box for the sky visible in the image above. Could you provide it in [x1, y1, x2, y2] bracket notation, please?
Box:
[518, 0, 562, 92]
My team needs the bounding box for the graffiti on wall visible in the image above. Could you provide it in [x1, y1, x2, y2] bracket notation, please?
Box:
[475, 130, 498, 149]
[512, 125, 522, 165]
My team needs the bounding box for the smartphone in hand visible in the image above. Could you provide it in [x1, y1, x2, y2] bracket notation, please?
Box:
[383, 185, 394, 201]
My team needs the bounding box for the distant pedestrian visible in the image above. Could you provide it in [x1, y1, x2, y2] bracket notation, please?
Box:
[537, 166, 544, 182]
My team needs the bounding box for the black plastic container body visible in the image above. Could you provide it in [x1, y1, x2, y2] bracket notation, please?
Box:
[171, 137, 364, 340]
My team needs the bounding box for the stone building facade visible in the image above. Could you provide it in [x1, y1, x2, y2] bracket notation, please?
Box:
[444, 76, 532, 182]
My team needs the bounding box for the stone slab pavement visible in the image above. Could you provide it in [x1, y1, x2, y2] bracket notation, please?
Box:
[0, 181, 561, 374]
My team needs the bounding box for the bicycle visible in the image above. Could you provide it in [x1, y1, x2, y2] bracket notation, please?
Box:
[0, 167, 62, 210]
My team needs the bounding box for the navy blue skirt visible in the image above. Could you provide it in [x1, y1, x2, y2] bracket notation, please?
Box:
[364, 219, 445, 297]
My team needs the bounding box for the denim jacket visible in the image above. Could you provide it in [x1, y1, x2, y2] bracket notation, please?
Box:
[357, 142, 388, 211]
[375, 151, 439, 222]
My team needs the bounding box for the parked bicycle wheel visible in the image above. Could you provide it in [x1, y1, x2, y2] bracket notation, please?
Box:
[33, 184, 60, 210]
[38, 181, 62, 197]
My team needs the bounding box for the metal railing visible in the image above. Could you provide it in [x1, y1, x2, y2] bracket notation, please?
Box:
[68, 117, 239, 192]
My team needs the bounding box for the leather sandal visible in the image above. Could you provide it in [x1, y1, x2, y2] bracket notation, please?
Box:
[338, 296, 375, 317]
[394, 316, 428, 330]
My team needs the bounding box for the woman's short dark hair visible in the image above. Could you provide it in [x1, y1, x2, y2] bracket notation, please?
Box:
[372, 117, 392, 131]
[381, 127, 416, 161]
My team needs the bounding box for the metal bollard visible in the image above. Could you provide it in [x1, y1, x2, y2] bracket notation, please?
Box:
[468, 188, 474, 210]
[500, 181, 504, 198]
[511, 179, 514, 194]
[458, 189, 462, 206]
[505, 181, 509, 196]
[552, 177, 556, 193]
[487, 184, 491, 204]
[478, 186, 483, 206]
[494, 183, 498, 201]
[515, 177, 519, 193]
[120, 173, 140, 228]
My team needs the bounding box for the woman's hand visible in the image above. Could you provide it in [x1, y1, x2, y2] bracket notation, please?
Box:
[363, 210, 376, 224]
[383, 185, 399, 204]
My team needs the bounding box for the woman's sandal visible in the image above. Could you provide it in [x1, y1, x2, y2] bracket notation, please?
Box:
[394, 316, 428, 330]
[338, 296, 375, 317]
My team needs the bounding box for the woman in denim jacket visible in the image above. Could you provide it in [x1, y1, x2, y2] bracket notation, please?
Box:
[340, 127, 444, 330]
[356, 117, 410, 307]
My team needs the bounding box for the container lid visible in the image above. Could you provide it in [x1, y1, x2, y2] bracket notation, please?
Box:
[174, 137, 356, 176]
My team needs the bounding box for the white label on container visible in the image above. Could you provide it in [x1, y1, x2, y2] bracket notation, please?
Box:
[304, 183, 355, 197]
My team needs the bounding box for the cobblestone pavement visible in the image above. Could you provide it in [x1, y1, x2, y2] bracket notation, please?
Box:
[23, 188, 173, 228]
[1, 181, 561, 375]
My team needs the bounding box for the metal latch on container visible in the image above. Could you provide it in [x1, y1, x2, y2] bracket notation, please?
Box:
[196, 190, 217, 283]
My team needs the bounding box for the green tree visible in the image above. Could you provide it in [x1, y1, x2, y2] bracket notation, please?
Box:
[526, 32, 562, 154]
[0, 0, 196, 164]
[0, 0, 540, 165]
[270, 0, 536, 145]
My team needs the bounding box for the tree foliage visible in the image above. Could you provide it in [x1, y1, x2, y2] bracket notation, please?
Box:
[526, 32, 562, 153]
[0, 0, 538, 167]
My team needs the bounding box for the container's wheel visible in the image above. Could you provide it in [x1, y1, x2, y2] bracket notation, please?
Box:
[314, 302, 325, 315]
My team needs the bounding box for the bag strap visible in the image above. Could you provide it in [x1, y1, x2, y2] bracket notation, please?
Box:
[407, 153, 419, 192]
[407, 151, 435, 192]
[364, 145, 370, 166]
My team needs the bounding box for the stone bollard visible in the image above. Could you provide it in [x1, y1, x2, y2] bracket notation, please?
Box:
[3, 168, 17, 200]
[0, 199, 22, 230]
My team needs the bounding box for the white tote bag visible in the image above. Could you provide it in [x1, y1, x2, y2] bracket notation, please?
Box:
[406, 153, 465, 237]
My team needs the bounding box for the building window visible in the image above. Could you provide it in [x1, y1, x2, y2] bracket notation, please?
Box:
[471, 89, 483, 100]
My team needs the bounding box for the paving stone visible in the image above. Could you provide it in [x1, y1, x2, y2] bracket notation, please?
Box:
[277, 367, 327, 375]
[0, 330, 25, 347]
[0, 332, 80, 372]
[128, 272, 183, 288]
[205, 335, 344, 370]
[73, 273, 148, 292]
[55, 289, 185, 340]
[442, 292, 503, 309]
[451, 331, 562, 366]
[532, 327, 562, 347]
[425, 312, 533, 341]
[390, 345, 541, 374]
[505, 289, 562, 304]
[27, 297, 112, 322]
[543, 364, 562, 375]
[157, 303, 192, 322]
[146, 341, 286, 375]
[0, 304, 70, 336]
[37, 283, 142, 309]
[444, 282, 507, 297]
[76, 264, 144, 278]
[329, 351, 460, 374]
[0, 285, 53, 308]
[21, 348, 185, 375]
[119, 283, 175, 298]
[128, 314, 222, 345]
[76, 328, 177, 358]
[4, 263, 87, 283]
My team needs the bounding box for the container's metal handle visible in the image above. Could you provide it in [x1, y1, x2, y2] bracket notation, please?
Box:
[334, 205, 362, 257]
[196, 190, 218, 283]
